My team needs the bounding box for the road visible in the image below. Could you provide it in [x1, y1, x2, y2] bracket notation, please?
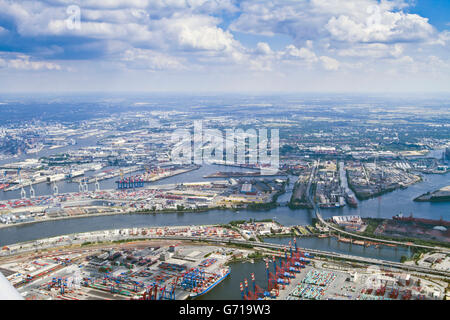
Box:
[306, 162, 317, 201]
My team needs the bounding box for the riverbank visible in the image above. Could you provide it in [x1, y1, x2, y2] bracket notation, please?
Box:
[0, 206, 221, 231]
[347, 170, 423, 201]
[342, 218, 450, 250]
[0, 195, 288, 232]
[414, 186, 450, 202]
[350, 178, 423, 201]
[0, 209, 128, 230]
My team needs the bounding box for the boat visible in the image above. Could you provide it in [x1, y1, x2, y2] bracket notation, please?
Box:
[338, 237, 351, 243]
[26, 144, 44, 154]
[65, 170, 85, 180]
[393, 214, 450, 227]
[189, 267, 231, 298]
[46, 173, 66, 183]
[0, 183, 10, 190]
[345, 194, 358, 208]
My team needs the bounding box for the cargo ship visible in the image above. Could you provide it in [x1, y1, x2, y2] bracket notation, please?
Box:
[393, 214, 450, 227]
[46, 173, 66, 183]
[65, 170, 85, 180]
[190, 267, 230, 298]
[345, 194, 358, 208]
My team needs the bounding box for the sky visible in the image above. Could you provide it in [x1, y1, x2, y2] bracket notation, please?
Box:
[0, 0, 449, 94]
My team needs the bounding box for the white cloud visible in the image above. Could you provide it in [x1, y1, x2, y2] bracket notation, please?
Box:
[160, 14, 237, 52]
[283, 45, 318, 63]
[0, 54, 62, 71]
[320, 56, 340, 70]
[0, 0, 448, 92]
[81, 0, 238, 13]
[0, 26, 8, 36]
[325, 11, 433, 43]
[255, 42, 272, 55]
[81, 0, 152, 9]
[430, 30, 450, 46]
[231, 0, 437, 44]
[227, 0, 447, 77]
[337, 43, 404, 59]
[121, 48, 184, 70]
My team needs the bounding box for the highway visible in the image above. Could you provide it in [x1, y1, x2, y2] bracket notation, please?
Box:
[305, 162, 317, 201]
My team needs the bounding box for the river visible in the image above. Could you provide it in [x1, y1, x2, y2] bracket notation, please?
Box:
[197, 232, 413, 300]
[0, 165, 448, 246]
[0, 151, 447, 300]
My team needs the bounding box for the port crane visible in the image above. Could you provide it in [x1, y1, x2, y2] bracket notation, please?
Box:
[94, 177, 100, 192]
[29, 183, 35, 198]
[53, 182, 58, 195]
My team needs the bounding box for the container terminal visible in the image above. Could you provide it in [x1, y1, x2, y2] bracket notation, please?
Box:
[0, 177, 286, 226]
[0, 225, 244, 300]
[238, 240, 447, 301]
[0, 228, 447, 300]
[1, 242, 232, 300]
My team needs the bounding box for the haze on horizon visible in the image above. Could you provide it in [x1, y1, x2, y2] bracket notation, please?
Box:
[0, 0, 449, 94]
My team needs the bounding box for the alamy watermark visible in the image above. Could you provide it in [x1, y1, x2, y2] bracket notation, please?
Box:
[66, 5, 81, 30]
[365, 265, 383, 289]
[170, 121, 279, 173]
[366, 4, 383, 28]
